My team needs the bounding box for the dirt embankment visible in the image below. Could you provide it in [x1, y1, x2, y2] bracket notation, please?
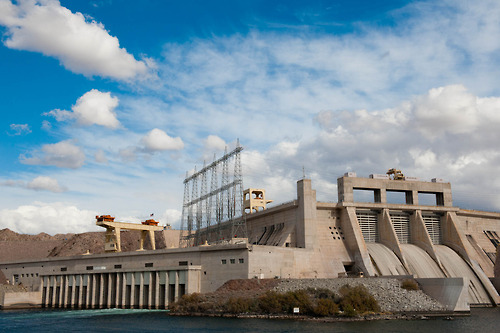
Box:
[204, 278, 282, 304]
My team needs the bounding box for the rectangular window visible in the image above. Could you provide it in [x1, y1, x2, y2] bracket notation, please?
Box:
[239, 258, 244, 264]
[60, 267, 67, 272]
[86, 266, 93, 271]
[221, 259, 227, 264]
[179, 261, 188, 266]
[145, 263, 153, 267]
[230, 259, 236, 264]
[114, 264, 122, 269]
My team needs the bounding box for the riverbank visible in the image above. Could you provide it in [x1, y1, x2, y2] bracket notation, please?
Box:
[167, 277, 453, 320]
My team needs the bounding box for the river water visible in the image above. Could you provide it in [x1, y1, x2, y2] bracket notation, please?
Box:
[0, 308, 499, 332]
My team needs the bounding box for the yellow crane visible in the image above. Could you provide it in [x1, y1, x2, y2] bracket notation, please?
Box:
[386, 168, 405, 180]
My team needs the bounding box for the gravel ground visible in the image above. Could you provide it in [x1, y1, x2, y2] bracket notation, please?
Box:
[274, 278, 446, 313]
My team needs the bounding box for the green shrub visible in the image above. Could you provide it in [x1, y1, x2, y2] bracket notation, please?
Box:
[258, 291, 284, 314]
[258, 290, 313, 314]
[170, 293, 203, 312]
[339, 285, 380, 314]
[401, 279, 419, 291]
[282, 290, 313, 314]
[313, 298, 339, 316]
[342, 303, 357, 317]
[225, 297, 256, 314]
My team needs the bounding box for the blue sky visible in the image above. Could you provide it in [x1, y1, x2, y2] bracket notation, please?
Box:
[1, 0, 500, 234]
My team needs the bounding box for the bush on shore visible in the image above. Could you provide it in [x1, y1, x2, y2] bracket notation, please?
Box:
[169, 284, 379, 318]
[401, 279, 419, 291]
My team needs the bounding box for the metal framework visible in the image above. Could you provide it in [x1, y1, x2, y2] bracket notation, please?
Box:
[179, 140, 246, 247]
[356, 210, 379, 243]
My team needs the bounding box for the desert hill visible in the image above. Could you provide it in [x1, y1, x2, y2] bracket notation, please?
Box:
[0, 228, 170, 262]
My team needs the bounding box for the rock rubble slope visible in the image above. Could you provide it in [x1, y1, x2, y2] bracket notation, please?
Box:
[274, 278, 445, 312]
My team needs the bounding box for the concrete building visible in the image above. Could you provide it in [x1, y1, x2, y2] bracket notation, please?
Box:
[1, 174, 499, 309]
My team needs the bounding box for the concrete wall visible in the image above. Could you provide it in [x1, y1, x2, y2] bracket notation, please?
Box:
[1, 291, 41, 309]
[416, 278, 469, 312]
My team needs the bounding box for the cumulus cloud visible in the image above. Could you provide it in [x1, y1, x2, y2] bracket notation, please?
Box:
[0, 202, 98, 234]
[26, 176, 66, 192]
[140, 128, 184, 152]
[1, 176, 67, 193]
[412, 85, 480, 138]
[20, 140, 85, 169]
[204, 135, 226, 152]
[0, 0, 149, 80]
[8, 123, 31, 136]
[45, 89, 120, 128]
[161, 209, 182, 228]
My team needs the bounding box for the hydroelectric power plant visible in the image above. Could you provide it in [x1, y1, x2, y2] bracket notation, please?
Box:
[1, 144, 499, 310]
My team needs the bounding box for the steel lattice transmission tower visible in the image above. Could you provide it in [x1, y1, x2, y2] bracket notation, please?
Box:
[179, 140, 246, 247]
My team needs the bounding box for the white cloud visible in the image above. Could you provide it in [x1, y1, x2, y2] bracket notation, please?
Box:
[140, 128, 184, 152]
[204, 135, 226, 152]
[1, 176, 66, 193]
[21, 140, 85, 169]
[72, 90, 120, 128]
[0, 0, 149, 80]
[412, 85, 479, 138]
[45, 89, 120, 128]
[8, 123, 31, 136]
[161, 209, 182, 228]
[409, 149, 437, 170]
[41, 120, 52, 131]
[26, 176, 66, 192]
[0, 201, 99, 234]
[44, 108, 73, 122]
[94, 150, 108, 164]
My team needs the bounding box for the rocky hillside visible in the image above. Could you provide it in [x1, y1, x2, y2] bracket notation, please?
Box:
[0, 228, 168, 262]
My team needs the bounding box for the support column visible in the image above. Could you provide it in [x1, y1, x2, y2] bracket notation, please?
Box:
[51, 276, 56, 307]
[69, 275, 74, 308]
[148, 272, 153, 309]
[138, 272, 144, 309]
[115, 227, 121, 252]
[40, 277, 46, 307]
[139, 231, 147, 251]
[107, 273, 113, 307]
[154, 272, 160, 309]
[149, 230, 156, 250]
[62, 276, 68, 308]
[78, 275, 83, 309]
[121, 273, 127, 308]
[130, 273, 136, 308]
[86, 275, 91, 309]
[98, 274, 104, 308]
[175, 271, 180, 302]
[91, 274, 97, 308]
[164, 272, 170, 308]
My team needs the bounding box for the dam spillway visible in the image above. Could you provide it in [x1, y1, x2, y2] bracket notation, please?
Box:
[367, 243, 408, 276]
[400, 244, 446, 278]
[435, 245, 491, 305]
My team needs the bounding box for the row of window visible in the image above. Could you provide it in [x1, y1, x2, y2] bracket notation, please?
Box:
[221, 258, 244, 264]
[19, 273, 39, 278]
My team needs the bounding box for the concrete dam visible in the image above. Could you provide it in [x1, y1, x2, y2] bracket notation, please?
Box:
[1, 171, 499, 309]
